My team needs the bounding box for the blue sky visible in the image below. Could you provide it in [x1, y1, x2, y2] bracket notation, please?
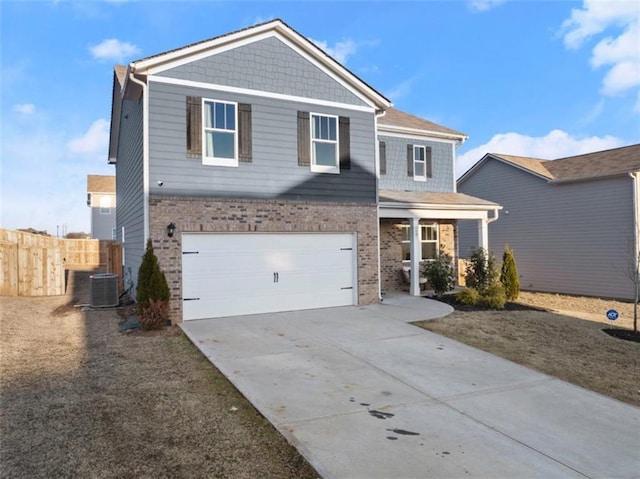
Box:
[1, 0, 638, 235]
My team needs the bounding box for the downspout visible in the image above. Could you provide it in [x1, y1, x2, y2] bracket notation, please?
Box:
[631, 172, 640, 329]
[127, 70, 150, 246]
[375, 108, 386, 301]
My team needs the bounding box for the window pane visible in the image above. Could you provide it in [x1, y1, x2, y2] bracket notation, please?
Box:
[205, 131, 235, 158]
[401, 243, 410, 261]
[415, 162, 425, 177]
[313, 115, 321, 139]
[226, 103, 235, 130]
[314, 142, 336, 166]
[414, 146, 424, 162]
[328, 117, 336, 140]
[423, 225, 437, 241]
[213, 132, 235, 158]
[422, 242, 437, 260]
[204, 102, 214, 128]
[215, 102, 226, 129]
[401, 225, 410, 242]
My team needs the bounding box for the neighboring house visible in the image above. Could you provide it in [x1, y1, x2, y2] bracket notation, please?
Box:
[457, 144, 640, 301]
[108, 19, 500, 323]
[87, 175, 116, 240]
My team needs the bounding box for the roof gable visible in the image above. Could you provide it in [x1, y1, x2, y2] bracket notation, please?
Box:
[459, 144, 640, 185]
[128, 19, 390, 110]
[87, 175, 115, 193]
[378, 108, 467, 141]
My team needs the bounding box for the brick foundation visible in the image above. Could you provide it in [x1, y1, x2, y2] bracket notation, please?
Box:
[148, 195, 379, 323]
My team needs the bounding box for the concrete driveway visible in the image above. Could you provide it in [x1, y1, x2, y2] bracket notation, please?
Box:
[181, 295, 640, 479]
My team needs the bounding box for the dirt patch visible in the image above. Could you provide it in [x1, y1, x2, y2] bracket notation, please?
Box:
[0, 271, 318, 479]
[415, 292, 640, 407]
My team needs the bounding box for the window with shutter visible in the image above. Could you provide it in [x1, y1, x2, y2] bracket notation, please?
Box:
[410, 145, 431, 181]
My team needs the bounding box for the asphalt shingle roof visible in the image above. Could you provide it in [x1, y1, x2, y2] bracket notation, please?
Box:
[379, 189, 499, 207]
[87, 175, 115, 193]
[378, 108, 467, 139]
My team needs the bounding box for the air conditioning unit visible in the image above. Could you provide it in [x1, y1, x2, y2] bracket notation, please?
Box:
[90, 273, 119, 308]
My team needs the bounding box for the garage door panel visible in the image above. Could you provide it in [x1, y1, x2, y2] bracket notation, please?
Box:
[182, 233, 356, 320]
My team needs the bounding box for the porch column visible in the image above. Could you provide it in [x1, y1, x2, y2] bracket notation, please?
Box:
[477, 217, 489, 251]
[410, 217, 421, 296]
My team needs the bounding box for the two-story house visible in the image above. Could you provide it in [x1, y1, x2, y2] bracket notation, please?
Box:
[108, 19, 500, 323]
[86, 174, 116, 240]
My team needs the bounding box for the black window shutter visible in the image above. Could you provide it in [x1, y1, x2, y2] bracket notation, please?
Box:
[426, 146, 433, 178]
[339, 116, 351, 170]
[186, 96, 202, 158]
[379, 141, 386, 175]
[238, 103, 252, 163]
[297, 111, 310, 166]
[407, 144, 414, 176]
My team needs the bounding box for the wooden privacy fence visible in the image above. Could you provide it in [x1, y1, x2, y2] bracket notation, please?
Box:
[0, 229, 122, 297]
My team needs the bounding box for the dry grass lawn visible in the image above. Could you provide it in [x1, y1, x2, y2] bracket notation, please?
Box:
[0, 271, 318, 479]
[416, 291, 640, 408]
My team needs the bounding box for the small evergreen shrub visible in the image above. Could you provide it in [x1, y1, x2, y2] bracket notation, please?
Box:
[456, 287, 480, 305]
[480, 283, 506, 310]
[423, 250, 455, 298]
[464, 247, 498, 291]
[500, 245, 520, 301]
[136, 239, 171, 329]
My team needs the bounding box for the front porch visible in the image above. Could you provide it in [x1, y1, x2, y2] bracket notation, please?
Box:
[378, 190, 501, 297]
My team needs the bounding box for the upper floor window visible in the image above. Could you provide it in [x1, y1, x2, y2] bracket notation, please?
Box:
[407, 144, 433, 181]
[99, 196, 112, 214]
[203, 99, 237, 167]
[311, 113, 339, 174]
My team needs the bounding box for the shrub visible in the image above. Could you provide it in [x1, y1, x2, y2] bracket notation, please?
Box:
[480, 283, 507, 310]
[457, 287, 480, 305]
[423, 250, 455, 298]
[136, 239, 171, 329]
[500, 245, 520, 301]
[464, 247, 499, 291]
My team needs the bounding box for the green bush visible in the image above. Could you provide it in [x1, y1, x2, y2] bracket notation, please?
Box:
[456, 287, 480, 305]
[480, 283, 507, 310]
[423, 250, 455, 298]
[500, 245, 520, 301]
[464, 247, 498, 291]
[136, 239, 171, 329]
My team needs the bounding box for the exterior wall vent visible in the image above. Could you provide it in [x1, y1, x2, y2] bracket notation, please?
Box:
[90, 273, 119, 308]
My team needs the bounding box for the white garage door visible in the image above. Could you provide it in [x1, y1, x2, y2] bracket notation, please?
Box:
[182, 233, 356, 320]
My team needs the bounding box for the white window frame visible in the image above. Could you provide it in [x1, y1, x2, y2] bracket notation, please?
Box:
[400, 223, 439, 262]
[413, 145, 427, 181]
[202, 98, 238, 167]
[310, 112, 339, 174]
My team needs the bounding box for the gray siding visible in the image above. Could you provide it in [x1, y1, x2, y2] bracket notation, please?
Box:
[161, 36, 367, 107]
[378, 135, 455, 192]
[115, 98, 145, 296]
[90, 207, 115, 239]
[458, 159, 636, 300]
[147, 80, 376, 203]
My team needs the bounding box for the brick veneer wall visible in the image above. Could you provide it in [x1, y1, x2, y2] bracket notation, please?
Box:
[379, 219, 457, 294]
[148, 195, 379, 323]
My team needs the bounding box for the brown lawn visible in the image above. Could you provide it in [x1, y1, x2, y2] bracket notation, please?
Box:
[0, 271, 318, 479]
[415, 291, 640, 407]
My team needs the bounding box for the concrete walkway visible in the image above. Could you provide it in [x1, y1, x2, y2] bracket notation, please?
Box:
[181, 295, 640, 479]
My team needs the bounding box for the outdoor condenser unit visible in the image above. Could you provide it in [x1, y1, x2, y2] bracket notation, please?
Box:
[90, 273, 119, 308]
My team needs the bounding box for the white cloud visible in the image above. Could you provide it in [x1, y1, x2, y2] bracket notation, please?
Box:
[560, 1, 640, 99]
[386, 77, 417, 102]
[311, 38, 357, 64]
[13, 103, 35, 115]
[89, 38, 140, 62]
[469, 0, 506, 12]
[457, 130, 624, 177]
[67, 119, 110, 156]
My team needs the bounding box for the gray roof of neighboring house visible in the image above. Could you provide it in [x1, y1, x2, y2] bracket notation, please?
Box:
[379, 189, 499, 207]
[378, 108, 467, 140]
[462, 144, 640, 184]
[87, 175, 115, 193]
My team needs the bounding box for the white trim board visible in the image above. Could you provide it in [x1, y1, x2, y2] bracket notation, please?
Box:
[377, 130, 459, 145]
[149, 75, 376, 114]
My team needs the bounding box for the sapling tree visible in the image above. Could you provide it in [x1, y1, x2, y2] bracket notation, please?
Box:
[136, 239, 171, 330]
[500, 245, 520, 301]
[424, 249, 455, 298]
